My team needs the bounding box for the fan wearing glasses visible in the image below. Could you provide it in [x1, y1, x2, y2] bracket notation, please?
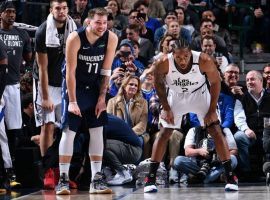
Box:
[223, 63, 247, 100]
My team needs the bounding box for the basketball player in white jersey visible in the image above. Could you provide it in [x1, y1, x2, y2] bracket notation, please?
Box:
[144, 38, 238, 193]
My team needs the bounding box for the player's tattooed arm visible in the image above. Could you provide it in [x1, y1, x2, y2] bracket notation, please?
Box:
[99, 75, 110, 97]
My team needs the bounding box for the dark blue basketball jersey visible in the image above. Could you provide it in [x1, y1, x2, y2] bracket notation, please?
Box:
[76, 27, 109, 90]
[61, 27, 109, 131]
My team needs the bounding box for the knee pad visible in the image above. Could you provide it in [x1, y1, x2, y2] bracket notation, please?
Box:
[88, 126, 104, 156]
[59, 128, 76, 156]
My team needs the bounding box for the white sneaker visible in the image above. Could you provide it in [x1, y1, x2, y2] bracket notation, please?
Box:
[169, 168, 179, 183]
[107, 170, 133, 186]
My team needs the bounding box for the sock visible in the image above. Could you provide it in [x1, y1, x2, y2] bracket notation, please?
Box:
[91, 161, 102, 181]
[59, 163, 70, 180]
[222, 159, 233, 177]
[147, 161, 160, 181]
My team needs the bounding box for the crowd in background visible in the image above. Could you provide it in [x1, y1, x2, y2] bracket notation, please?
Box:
[0, 0, 270, 192]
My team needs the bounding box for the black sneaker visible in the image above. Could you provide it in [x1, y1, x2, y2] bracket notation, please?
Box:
[225, 173, 238, 191]
[144, 176, 157, 193]
[89, 172, 112, 194]
[197, 163, 210, 180]
[6, 168, 21, 189]
[55, 173, 70, 195]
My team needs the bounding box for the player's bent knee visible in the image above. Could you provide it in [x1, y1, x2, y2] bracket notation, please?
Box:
[158, 128, 174, 140]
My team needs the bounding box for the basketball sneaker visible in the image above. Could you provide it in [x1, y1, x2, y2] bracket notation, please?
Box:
[89, 172, 112, 194]
[144, 176, 157, 193]
[56, 173, 70, 195]
[6, 168, 21, 189]
[225, 173, 239, 191]
[44, 168, 55, 190]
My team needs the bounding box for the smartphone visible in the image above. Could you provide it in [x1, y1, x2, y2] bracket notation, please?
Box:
[120, 64, 127, 71]
[137, 13, 146, 21]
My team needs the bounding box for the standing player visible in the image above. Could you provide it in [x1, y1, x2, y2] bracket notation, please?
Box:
[56, 8, 118, 195]
[34, 0, 76, 189]
[0, 39, 13, 192]
[144, 38, 238, 193]
[0, 1, 32, 188]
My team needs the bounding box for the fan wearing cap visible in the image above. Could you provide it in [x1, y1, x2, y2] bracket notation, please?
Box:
[0, 0, 32, 189]
[112, 40, 144, 76]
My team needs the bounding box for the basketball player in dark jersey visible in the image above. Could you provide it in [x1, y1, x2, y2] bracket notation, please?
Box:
[56, 8, 118, 195]
[144, 39, 238, 193]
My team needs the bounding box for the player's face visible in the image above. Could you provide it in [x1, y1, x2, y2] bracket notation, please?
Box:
[224, 66, 239, 86]
[1, 8, 16, 26]
[173, 48, 192, 70]
[246, 72, 263, 94]
[89, 14, 108, 36]
[50, 2, 68, 24]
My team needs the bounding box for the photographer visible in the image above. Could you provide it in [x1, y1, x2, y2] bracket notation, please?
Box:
[174, 126, 237, 184]
[111, 40, 144, 76]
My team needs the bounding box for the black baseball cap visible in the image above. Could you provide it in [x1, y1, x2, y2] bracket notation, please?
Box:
[0, 1, 15, 13]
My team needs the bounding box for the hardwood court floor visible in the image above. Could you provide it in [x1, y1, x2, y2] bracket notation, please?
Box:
[5, 183, 270, 200]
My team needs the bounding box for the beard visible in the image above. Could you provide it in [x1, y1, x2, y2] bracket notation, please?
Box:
[53, 16, 66, 24]
[90, 26, 105, 37]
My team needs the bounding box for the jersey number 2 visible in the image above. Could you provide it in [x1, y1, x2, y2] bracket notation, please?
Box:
[87, 62, 98, 74]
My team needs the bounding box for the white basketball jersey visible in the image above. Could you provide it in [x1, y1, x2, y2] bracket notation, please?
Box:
[165, 50, 206, 93]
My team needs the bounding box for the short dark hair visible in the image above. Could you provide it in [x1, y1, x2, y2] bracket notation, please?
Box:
[200, 18, 214, 27]
[129, 9, 138, 16]
[200, 35, 216, 45]
[88, 7, 108, 19]
[50, 0, 68, 8]
[162, 10, 177, 22]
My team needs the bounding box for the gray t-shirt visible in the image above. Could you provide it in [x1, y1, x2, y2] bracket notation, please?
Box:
[0, 27, 32, 84]
[184, 127, 237, 150]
